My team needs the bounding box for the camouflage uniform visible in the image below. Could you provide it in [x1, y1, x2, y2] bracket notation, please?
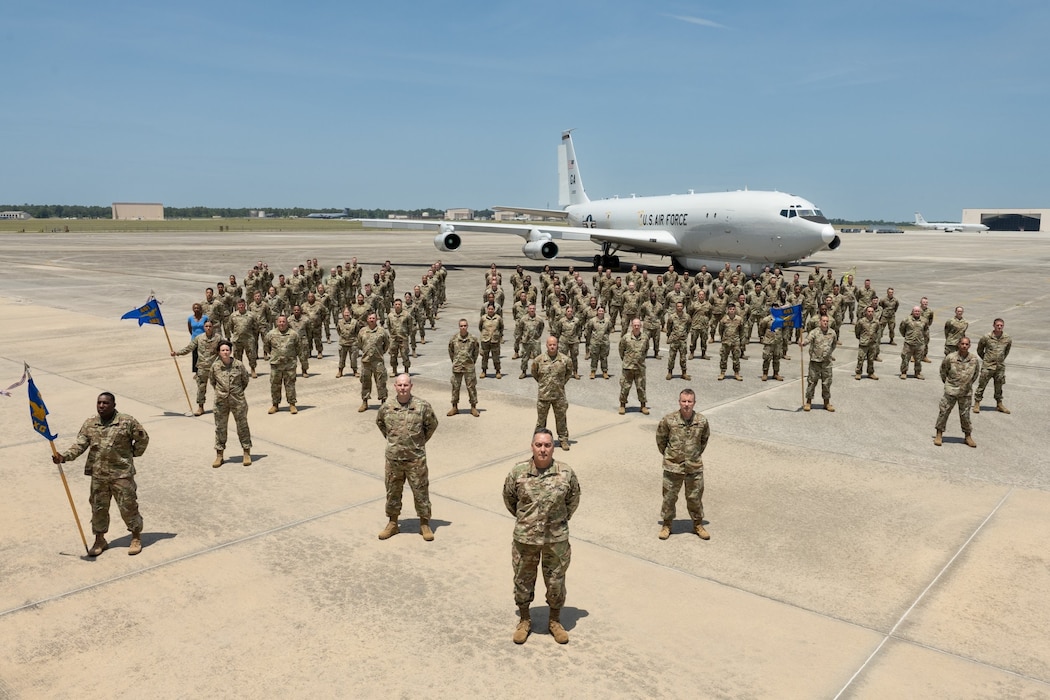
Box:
[478, 312, 504, 375]
[517, 315, 545, 377]
[376, 395, 438, 520]
[757, 314, 782, 378]
[285, 313, 311, 373]
[880, 296, 900, 344]
[975, 331, 1012, 405]
[664, 309, 691, 376]
[937, 351, 980, 435]
[920, 306, 935, 360]
[804, 326, 837, 407]
[228, 310, 258, 372]
[585, 314, 612, 375]
[717, 313, 745, 377]
[554, 314, 585, 378]
[899, 315, 926, 378]
[358, 324, 391, 403]
[386, 307, 414, 375]
[854, 315, 880, 378]
[336, 316, 360, 375]
[210, 357, 252, 451]
[618, 330, 649, 408]
[944, 316, 969, 357]
[302, 298, 326, 356]
[656, 409, 710, 525]
[532, 351, 572, 445]
[265, 326, 302, 408]
[689, 297, 712, 358]
[503, 457, 581, 610]
[177, 332, 221, 406]
[61, 411, 148, 536]
[448, 331, 480, 408]
[709, 291, 729, 340]
[640, 298, 665, 358]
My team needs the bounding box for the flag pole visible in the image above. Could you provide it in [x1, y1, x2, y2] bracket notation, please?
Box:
[161, 325, 194, 415]
[799, 330, 805, 409]
[49, 440, 90, 555]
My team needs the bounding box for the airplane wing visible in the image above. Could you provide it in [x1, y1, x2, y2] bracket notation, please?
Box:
[356, 219, 593, 241]
[586, 228, 681, 255]
[491, 206, 570, 220]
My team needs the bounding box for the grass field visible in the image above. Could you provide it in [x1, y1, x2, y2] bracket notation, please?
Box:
[0, 218, 369, 234]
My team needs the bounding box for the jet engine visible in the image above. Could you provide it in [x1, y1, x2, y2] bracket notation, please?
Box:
[522, 240, 558, 260]
[434, 225, 461, 252]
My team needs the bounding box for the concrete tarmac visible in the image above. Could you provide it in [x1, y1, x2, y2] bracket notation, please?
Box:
[0, 228, 1047, 698]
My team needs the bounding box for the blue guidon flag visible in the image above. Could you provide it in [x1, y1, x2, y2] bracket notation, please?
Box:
[121, 298, 165, 327]
[28, 373, 58, 441]
[770, 303, 803, 331]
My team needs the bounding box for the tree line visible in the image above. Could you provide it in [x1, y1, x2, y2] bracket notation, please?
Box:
[0, 205, 479, 220]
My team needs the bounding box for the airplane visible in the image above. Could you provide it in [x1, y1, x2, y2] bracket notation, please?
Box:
[913, 212, 988, 232]
[357, 131, 840, 274]
[306, 208, 351, 219]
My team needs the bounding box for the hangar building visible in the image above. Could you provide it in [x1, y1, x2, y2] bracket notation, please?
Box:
[112, 202, 164, 221]
[962, 208, 1049, 232]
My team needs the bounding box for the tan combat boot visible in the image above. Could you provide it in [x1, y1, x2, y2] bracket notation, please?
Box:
[496, 372, 502, 379]
[658, 521, 672, 540]
[513, 607, 531, 644]
[964, 434, 977, 448]
[825, 404, 835, 412]
[420, 519, 435, 541]
[718, 372, 725, 381]
[212, 450, 224, 468]
[88, 533, 108, 557]
[870, 373, 878, 380]
[694, 521, 711, 540]
[640, 405, 649, 415]
[548, 608, 569, 644]
[933, 430, 942, 446]
[194, 404, 204, 416]
[377, 520, 399, 540]
[665, 372, 673, 380]
[358, 402, 368, 412]
[470, 406, 480, 417]
[996, 402, 1010, 414]
[479, 370, 486, 379]
[288, 405, 298, 415]
[589, 370, 596, 379]
[447, 405, 458, 417]
[972, 400, 980, 413]
[128, 530, 142, 556]
[803, 402, 811, 411]
[762, 375, 769, 382]
[336, 369, 343, 378]
[618, 404, 626, 415]
[732, 373, 741, 381]
[682, 374, 693, 381]
[268, 405, 278, 414]
[602, 371, 609, 379]
[854, 373, 861, 381]
[774, 374, 784, 381]
[242, 450, 252, 467]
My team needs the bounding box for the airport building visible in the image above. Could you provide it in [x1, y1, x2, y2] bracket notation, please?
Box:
[444, 208, 474, 221]
[0, 210, 30, 219]
[962, 208, 1049, 232]
[112, 202, 164, 221]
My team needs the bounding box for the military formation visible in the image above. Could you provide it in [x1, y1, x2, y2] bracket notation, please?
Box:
[45, 255, 1017, 647]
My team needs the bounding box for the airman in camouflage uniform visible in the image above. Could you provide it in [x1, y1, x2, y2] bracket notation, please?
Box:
[174, 320, 221, 415]
[656, 388, 711, 540]
[285, 306, 311, 377]
[532, 336, 573, 450]
[689, 290, 712, 360]
[264, 315, 301, 414]
[880, 288, 900, 345]
[387, 299, 414, 377]
[585, 307, 612, 379]
[801, 315, 837, 411]
[302, 292, 326, 358]
[898, 306, 926, 380]
[517, 304, 545, 379]
[448, 319, 481, 417]
[554, 305, 585, 380]
[209, 340, 252, 468]
[358, 312, 390, 411]
[709, 286, 729, 341]
[717, 303, 745, 381]
[854, 305, 880, 380]
[618, 318, 650, 414]
[478, 304, 504, 378]
[757, 311, 783, 381]
[503, 428, 581, 644]
[944, 306, 969, 357]
[53, 392, 149, 556]
[336, 307, 360, 378]
[936, 337, 980, 447]
[664, 301, 692, 380]
[228, 299, 259, 378]
[919, 297, 934, 362]
[376, 374, 439, 541]
[640, 292, 664, 359]
[974, 318, 1012, 414]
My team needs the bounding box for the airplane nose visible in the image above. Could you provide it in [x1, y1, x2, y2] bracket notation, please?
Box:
[822, 225, 841, 250]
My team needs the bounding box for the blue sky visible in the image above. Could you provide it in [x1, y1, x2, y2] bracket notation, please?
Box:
[3, 1, 1047, 220]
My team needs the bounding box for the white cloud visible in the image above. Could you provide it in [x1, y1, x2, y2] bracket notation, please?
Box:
[665, 14, 726, 29]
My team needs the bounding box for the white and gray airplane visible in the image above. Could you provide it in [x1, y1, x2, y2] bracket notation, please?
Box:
[913, 212, 988, 232]
[359, 131, 840, 274]
[306, 208, 351, 219]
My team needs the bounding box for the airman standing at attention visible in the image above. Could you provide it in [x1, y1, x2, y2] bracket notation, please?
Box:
[532, 336, 573, 450]
[387, 298, 414, 377]
[801, 315, 837, 411]
[854, 306, 880, 381]
[209, 340, 252, 468]
[899, 306, 926, 380]
[554, 305, 585, 380]
[585, 306, 612, 379]
[52, 392, 149, 556]
[264, 314, 302, 414]
[448, 318, 481, 417]
[618, 318, 650, 415]
[517, 304, 545, 379]
[302, 291, 326, 359]
[664, 301, 692, 380]
[944, 306, 969, 357]
[717, 303, 745, 381]
[974, 318, 1012, 414]
[879, 287, 900, 346]
[640, 291, 665, 359]
[478, 303, 504, 378]
[228, 299, 259, 378]
[919, 297, 934, 363]
[336, 307, 360, 378]
[689, 289, 712, 360]
[656, 388, 711, 541]
[285, 305, 311, 377]
[935, 337, 980, 447]
[757, 310, 783, 381]
[358, 312, 391, 412]
[503, 428, 581, 645]
[173, 320, 221, 416]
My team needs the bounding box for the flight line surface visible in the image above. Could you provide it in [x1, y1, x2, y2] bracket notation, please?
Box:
[0, 228, 1047, 698]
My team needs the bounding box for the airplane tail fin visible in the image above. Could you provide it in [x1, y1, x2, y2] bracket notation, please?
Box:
[914, 212, 927, 225]
[558, 130, 590, 208]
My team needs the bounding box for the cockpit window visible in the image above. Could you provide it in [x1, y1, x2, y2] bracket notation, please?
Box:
[799, 209, 829, 224]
